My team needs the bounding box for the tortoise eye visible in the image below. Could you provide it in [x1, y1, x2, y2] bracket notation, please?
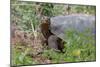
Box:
[24, 33, 27, 39]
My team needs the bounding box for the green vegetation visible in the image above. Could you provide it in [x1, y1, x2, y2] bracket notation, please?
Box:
[11, 1, 96, 66]
[41, 29, 96, 63]
[12, 46, 34, 66]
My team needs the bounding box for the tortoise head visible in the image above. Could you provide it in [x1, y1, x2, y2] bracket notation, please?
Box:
[40, 16, 51, 31]
[41, 16, 50, 25]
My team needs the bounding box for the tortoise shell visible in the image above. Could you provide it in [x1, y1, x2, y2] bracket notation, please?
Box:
[50, 14, 95, 42]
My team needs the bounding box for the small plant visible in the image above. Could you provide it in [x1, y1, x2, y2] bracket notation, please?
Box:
[11, 44, 37, 66]
[63, 28, 96, 62]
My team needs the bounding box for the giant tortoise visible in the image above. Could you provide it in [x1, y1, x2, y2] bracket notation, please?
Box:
[40, 14, 95, 52]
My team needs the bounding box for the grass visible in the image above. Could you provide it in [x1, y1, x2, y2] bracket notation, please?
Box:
[11, 28, 96, 66]
[11, 44, 37, 66]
